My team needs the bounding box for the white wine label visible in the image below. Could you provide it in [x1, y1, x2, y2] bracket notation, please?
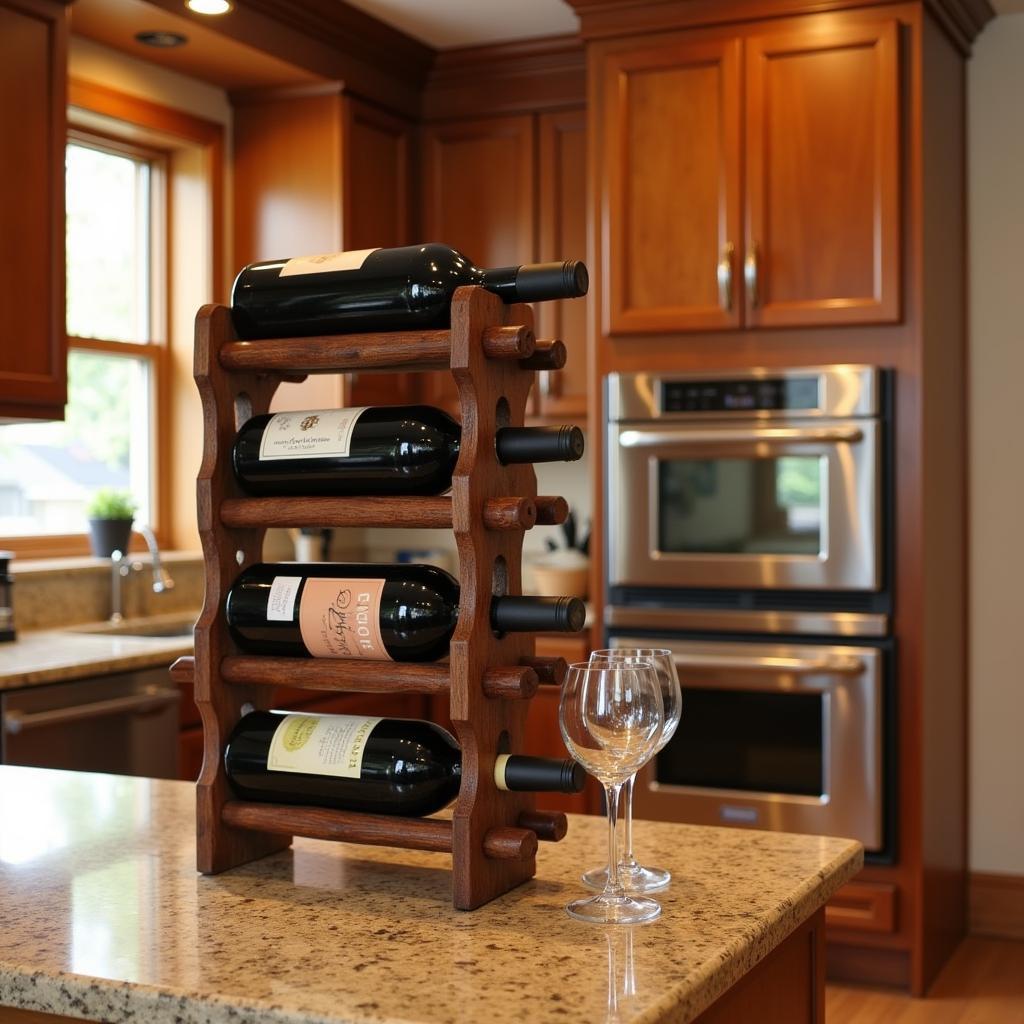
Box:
[258, 407, 368, 462]
[267, 576, 301, 621]
[278, 248, 380, 278]
[299, 577, 392, 660]
[267, 713, 382, 778]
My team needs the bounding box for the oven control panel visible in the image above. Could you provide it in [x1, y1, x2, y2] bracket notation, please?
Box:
[660, 376, 820, 414]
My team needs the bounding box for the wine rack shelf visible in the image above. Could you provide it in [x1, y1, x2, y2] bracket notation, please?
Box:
[187, 286, 578, 910]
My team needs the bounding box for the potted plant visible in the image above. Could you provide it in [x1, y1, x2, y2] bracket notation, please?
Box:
[86, 489, 137, 559]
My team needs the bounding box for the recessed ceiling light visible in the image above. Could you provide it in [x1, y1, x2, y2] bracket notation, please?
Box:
[135, 30, 189, 47]
[186, 0, 232, 13]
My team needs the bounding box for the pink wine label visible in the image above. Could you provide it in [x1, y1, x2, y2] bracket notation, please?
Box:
[298, 577, 391, 661]
[278, 248, 379, 278]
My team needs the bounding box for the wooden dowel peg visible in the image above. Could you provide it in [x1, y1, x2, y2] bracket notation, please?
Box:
[519, 338, 567, 371]
[223, 801, 454, 853]
[517, 810, 569, 843]
[483, 826, 538, 861]
[534, 495, 569, 526]
[482, 325, 536, 359]
[170, 655, 195, 684]
[482, 666, 540, 700]
[221, 656, 452, 695]
[482, 496, 537, 531]
[519, 656, 568, 686]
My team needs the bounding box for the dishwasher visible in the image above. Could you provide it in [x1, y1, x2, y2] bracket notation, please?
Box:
[1, 667, 181, 779]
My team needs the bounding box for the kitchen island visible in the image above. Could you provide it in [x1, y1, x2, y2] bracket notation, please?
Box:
[0, 766, 861, 1024]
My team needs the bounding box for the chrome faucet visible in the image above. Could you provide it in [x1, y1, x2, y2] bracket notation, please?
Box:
[138, 524, 175, 594]
[109, 525, 174, 622]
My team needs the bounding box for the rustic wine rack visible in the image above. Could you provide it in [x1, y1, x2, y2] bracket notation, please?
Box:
[179, 285, 575, 910]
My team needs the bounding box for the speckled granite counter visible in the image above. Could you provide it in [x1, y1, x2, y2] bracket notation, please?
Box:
[0, 617, 194, 691]
[0, 766, 862, 1024]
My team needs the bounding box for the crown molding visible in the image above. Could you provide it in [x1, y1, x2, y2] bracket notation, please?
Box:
[423, 34, 585, 121]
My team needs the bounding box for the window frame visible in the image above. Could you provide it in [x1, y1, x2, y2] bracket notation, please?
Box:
[1, 79, 226, 560]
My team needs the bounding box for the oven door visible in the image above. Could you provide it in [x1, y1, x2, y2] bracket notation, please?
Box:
[607, 418, 880, 591]
[618, 637, 884, 851]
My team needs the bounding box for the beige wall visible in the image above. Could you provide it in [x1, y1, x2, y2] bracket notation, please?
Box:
[69, 37, 232, 552]
[968, 13, 1024, 875]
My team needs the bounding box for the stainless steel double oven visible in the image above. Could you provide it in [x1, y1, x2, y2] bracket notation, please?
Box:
[605, 367, 893, 856]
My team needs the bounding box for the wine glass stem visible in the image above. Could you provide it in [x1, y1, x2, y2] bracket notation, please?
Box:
[604, 781, 625, 898]
[621, 774, 639, 873]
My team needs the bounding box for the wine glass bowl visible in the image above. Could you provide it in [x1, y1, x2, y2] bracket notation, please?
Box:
[558, 660, 664, 924]
[583, 648, 683, 894]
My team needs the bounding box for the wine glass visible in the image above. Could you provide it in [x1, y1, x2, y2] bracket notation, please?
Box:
[583, 649, 682, 893]
[558, 660, 664, 924]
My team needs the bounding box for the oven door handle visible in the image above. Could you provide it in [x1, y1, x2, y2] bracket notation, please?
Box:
[3, 688, 181, 734]
[618, 426, 864, 448]
[671, 652, 866, 677]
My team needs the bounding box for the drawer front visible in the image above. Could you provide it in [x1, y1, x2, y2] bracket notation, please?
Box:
[826, 881, 897, 934]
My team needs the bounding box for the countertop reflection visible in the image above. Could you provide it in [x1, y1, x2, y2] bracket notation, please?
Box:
[0, 766, 861, 1024]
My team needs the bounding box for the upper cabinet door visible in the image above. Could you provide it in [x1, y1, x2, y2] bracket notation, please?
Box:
[420, 115, 536, 415]
[602, 37, 742, 334]
[744, 20, 900, 327]
[0, 0, 68, 420]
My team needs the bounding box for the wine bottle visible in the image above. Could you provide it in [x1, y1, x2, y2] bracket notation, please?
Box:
[224, 710, 586, 817]
[230, 243, 589, 340]
[225, 562, 585, 662]
[232, 404, 584, 496]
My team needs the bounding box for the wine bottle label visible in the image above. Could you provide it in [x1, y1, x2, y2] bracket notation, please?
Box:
[299, 577, 391, 660]
[267, 576, 302, 621]
[278, 248, 380, 278]
[267, 712, 383, 778]
[258, 407, 369, 462]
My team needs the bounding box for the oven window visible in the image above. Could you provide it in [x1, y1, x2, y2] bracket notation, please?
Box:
[657, 456, 823, 555]
[656, 689, 824, 796]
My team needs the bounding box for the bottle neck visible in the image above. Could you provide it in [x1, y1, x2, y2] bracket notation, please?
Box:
[477, 265, 521, 302]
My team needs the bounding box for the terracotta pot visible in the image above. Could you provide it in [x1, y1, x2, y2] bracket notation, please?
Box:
[88, 518, 134, 559]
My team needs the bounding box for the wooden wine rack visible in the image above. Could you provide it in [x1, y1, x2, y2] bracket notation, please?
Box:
[182, 285, 576, 910]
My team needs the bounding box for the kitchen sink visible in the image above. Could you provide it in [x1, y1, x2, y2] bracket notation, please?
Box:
[70, 615, 197, 639]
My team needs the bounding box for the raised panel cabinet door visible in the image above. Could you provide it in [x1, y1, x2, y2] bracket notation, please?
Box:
[419, 115, 535, 415]
[343, 98, 418, 407]
[744, 19, 900, 327]
[601, 36, 742, 334]
[535, 109, 587, 419]
[0, 0, 68, 420]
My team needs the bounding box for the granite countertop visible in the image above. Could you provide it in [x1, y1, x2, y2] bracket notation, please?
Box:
[0, 766, 862, 1024]
[0, 612, 196, 690]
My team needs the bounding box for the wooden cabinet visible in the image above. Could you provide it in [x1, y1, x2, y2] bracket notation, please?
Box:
[598, 14, 900, 334]
[232, 86, 416, 411]
[602, 37, 742, 334]
[745, 21, 899, 326]
[420, 110, 588, 420]
[0, 0, 69, 420]
[534, 109, 588, 418]
[419, 114, 536, 416]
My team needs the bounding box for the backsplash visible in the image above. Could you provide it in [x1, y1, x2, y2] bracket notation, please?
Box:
[12, 552, 205, 631]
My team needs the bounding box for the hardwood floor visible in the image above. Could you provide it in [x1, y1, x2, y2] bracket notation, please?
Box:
[826, 938, 1024, 1022]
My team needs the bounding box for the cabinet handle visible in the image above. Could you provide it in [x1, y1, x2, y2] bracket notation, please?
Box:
[744, 244, 760, 308]
[717, 243, 734, 312]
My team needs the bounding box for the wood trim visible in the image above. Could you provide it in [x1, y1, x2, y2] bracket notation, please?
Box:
[142, 0, 429, 117]
[567, 0, 993, 52]
[423, 35, 586, 121]
[969, 872, 1024, 940]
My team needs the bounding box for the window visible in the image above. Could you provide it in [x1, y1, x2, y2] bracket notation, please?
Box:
[0, 136, 166, 542]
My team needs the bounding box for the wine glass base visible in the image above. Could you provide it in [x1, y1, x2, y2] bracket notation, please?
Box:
[565, 893, 661, 925]
[582, 864, 671, 893]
